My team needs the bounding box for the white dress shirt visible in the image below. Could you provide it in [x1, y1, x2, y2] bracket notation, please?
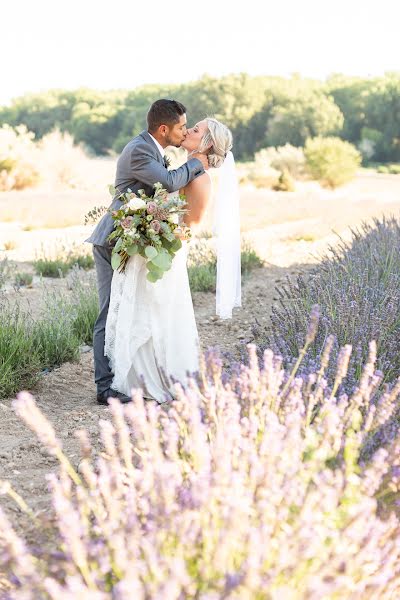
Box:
[148, 133, 165, 159]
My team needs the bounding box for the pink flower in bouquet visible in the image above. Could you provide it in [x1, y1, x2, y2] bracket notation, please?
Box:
[121, 216, 134, 229]
[151, 219, 161, 233]
[112, 211, 119, 217]
[146, 202, 157, 214]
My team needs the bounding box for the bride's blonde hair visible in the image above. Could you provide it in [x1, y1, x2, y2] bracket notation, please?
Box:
[198, 118, 233, 168]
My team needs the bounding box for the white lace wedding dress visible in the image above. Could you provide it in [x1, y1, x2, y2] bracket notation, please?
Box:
[104, 194, 200, 404]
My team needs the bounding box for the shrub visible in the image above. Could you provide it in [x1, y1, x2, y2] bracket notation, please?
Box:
[67, 266, 99, 345]
[69, 252, 95, 271]
[304, 136, 361, 188]
[33, 257, 71, 278]
[258, 144, 305, 178]
[188, 261, 217, 292]
[377, 163, 400, 175]
[248, 145, 304, 188]
[0, 124, 40, 191]
[240, 239, 264, 273]
[246, 149, 280, 188]
[0, 257, 12, 289]
[0, 303, 41, 398]
[0, 272, 98, 397]
[37, 129, 88, 189]
[377, 165, 390, 174]
[272, 169, 295, 191]
[188, 240, 263, 292]
[3, 240, 17, 251]
[14, 272, 33, 288]
[187, 239, 217, 292]
[2, 340, 400, 598]
[0, 125, 90, 192]
[32, 288, 81, 368]
[388, 164, 400, 174]
[33, 243, 94, 278]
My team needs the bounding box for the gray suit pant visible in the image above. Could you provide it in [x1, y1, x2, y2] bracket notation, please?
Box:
[92, 244, 114, 394]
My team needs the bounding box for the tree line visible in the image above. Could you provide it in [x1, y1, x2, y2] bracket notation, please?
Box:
[1, 72, 399, 162]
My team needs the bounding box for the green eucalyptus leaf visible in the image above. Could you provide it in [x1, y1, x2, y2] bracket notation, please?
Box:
[145, 246, 158, 260]
[147, 263, 163, 278]
[171, 238, 182, 252]
[126, 244, 138, 256]
[147, 270, 161, 283]
[151, 251, 172, 271]
[111, 252, 121, 270]
[108, 184, 116, 197]
[114, 238, 123, 252]
[107, 230, 119, 241]
[161, 239, 173, 250]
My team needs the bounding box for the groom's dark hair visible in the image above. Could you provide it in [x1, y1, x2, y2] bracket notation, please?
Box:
[147, 99, 186, 133]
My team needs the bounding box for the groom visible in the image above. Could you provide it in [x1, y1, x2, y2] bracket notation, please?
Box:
[86, 99, 209, 405]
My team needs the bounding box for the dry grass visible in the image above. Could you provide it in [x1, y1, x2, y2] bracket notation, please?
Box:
[3, 240, 17, 251]
[1, 158, 400, 266]
[0, 157, 115, 229]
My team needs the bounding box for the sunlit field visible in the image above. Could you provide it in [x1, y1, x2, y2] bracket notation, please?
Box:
[3, 12, 400, 595]
[2, 153, 400, 599]
[1, 157, 400, 267]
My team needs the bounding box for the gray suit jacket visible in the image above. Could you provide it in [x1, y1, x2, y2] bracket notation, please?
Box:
[86, 130, 205, 247]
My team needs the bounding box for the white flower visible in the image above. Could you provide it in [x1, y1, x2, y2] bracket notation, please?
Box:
[168, 213, 179, 224]
[127, 198, 146, 211]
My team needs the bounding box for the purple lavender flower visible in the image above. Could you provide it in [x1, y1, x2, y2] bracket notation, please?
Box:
[4, 344, 400, 598]
[305, 304, 320, 345]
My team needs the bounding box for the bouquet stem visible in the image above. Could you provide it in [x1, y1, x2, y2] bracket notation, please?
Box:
[117, 251, 130, 274]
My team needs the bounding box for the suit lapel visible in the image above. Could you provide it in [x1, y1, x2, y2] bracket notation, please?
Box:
[140, 130, 164, 165]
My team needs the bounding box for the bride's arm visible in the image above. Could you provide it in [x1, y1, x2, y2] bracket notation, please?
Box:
[181, 173, 211, 226]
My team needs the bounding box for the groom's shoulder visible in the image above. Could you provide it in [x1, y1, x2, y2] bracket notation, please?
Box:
[122, 131, 154, 155]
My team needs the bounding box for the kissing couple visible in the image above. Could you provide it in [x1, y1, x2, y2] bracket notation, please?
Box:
[86, 99, 241, 406]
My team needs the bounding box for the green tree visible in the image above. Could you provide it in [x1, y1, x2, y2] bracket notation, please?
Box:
[363, 73, 400, 162]
[71, 101, 123, 154]
[2, 73, 399, 163]
[267, 91, 344, 147]
[326, 75, 371, 144]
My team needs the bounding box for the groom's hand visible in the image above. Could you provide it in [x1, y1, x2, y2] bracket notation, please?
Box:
[191, 152, 209, 171]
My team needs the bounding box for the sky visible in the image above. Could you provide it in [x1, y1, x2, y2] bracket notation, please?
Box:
[2, 0, 400, 105]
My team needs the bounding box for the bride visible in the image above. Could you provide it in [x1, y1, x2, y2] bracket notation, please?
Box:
[104, 118, 241, 404]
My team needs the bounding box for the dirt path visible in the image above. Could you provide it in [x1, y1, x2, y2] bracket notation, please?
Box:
[0, 261, 313, 545]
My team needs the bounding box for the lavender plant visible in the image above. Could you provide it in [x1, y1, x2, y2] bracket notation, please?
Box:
[257, 217, 400, 390]
[0, 257, 12, 290]
[66, 266, 99, 345]
[33, 242, 94, 278]
[1, 337, 400, 598]
[0, 271, 98, 398]
[188, 239, 263, 293]
[0, 301, 41, 398]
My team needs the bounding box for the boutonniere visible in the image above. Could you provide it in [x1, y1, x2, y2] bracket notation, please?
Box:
[164, 155, 172, 169]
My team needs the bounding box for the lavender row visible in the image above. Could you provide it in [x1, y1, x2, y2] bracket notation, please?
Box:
[256, 216, 400, 391]
[1, 341, 399, 598]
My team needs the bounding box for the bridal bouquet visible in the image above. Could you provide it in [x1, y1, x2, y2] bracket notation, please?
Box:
[107, 183, 191, 282]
